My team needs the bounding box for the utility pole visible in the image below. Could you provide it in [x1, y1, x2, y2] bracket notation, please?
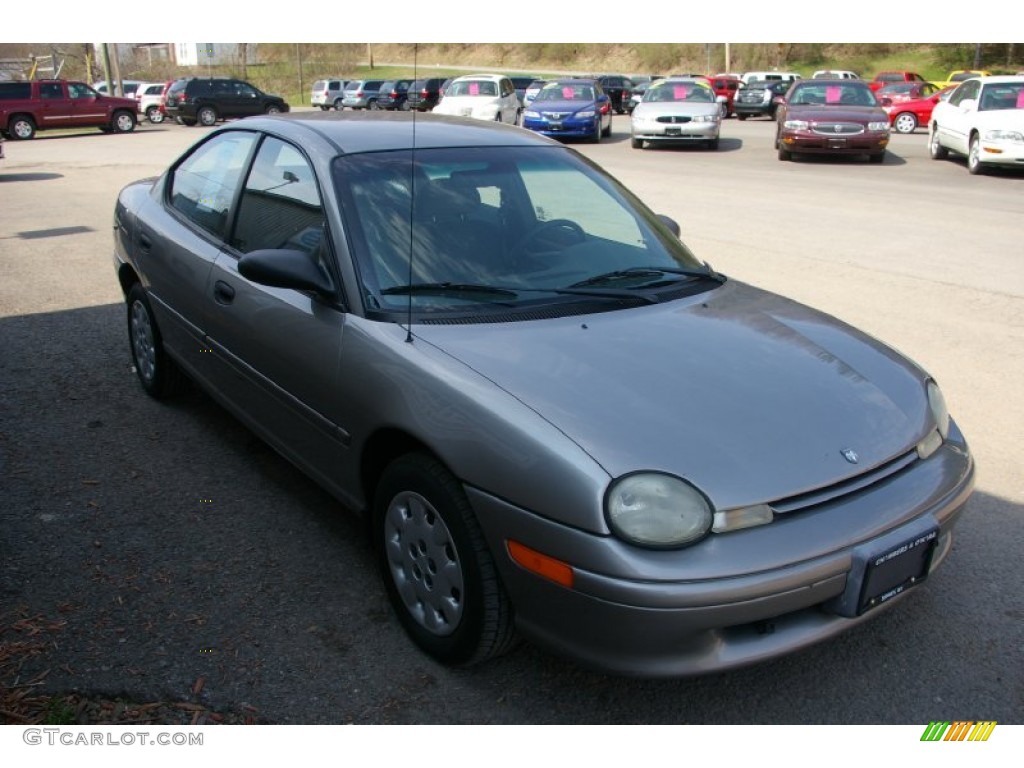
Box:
[367, 43, 374, 70]
[99, 43, 113, 95]
[295, 44, 304, 104]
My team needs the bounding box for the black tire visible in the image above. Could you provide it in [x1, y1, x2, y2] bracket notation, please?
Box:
[112, 110, 136, 134]
[868, 151, 885, 164]
[368, 99, 379, 110]
[180, 118, 197, 127]
[373, 453, 517, 666]
[737, 114, 747, 121]
[334, 98, 344, 111]
[265, 104, 283, 115]
[591, 120, 601, 143]
[929, 126, 948, 159]
[145, 105, 164, 124]
[892, 112, 917, 134]
[9, 115, 35, 140]
[318, 105, 329, 111]
[197, 105, 218, 127]
[126, 283, 184, 399]
[778, 145, 792, 161]
[707, 137, 720, 150]
[631, 137, 643, 149]
[602, 115, 612, 137]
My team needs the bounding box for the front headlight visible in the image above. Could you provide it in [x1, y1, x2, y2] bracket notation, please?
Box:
[983, 129, 1024, 143]
[692, 114, 719, 123]
[783, 119, 810, 131]
[577, 110, 595, 118]
[927, 380, 950, 439]
[867, 121, 891, 131]
[524, 110, 540, 119]
[606, 473, 713, 549]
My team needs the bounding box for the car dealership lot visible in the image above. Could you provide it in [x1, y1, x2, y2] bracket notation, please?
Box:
[1, 119, 1022, 723]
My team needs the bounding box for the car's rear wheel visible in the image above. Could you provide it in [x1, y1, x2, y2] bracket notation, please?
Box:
[893, 112, 917, 134]
[334, 98, 344, 110]
[112, 110, 136, 134]
[968, 134, 985, 175]
[631, 137, 643, 149]
[737, 114, 747, 121]
[929, 126, 948, 159]
[145, 105, 164, 123]
[197, 106, 218, 127]
[265, 104, 282, 115]
[368, 99, 379, 110]
[127, 284, 184, 399]
[9, 115, 35, 140]
[373, 453, 516, 666]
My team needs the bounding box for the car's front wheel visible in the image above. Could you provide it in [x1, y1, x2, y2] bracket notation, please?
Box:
[126, 284, 183, 399]
[373, 453, 517, 666]
[929, 126, 948, 159]
[265, 104, 282, 115]
[967, 134, 985, 175]
[893, 112, 917, 134]
[145, 106, 164, 124]
[9, 115, 35, 140]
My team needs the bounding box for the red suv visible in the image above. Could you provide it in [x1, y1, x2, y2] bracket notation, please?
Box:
[709, 76, 742, 116]
[0, 79, 137, 140]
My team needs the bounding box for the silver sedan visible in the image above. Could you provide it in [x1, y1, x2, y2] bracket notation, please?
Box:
[631, 78, 725, 150]
[113, 112, 974, 676]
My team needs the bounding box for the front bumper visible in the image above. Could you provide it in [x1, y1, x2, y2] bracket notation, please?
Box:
[468, 431, 974, 676]
[978, 138, 1024, 167]
[632, 121, 719, 143]
[522, 118, 599, 139]
[780, 129, 890, 156]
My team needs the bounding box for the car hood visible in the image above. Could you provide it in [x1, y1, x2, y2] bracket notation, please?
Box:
[531, 99, 599, 115]
[634, 101, 720, 118]
[435, 96, 500, 112]
[414, 281, 931, 510]
[785, 105, 888, 121]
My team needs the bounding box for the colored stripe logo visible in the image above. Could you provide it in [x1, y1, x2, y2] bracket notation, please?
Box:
[921, 721, 997, 741]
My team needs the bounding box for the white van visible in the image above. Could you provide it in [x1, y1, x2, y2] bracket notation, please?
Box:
[812, 70, 861, 80]
[740, 71, 802, 85]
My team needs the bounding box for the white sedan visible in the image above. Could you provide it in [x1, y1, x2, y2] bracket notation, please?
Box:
[432, 74, 521, 124]
[929, 75, 1024, 174]
[630, 79, 724, 150]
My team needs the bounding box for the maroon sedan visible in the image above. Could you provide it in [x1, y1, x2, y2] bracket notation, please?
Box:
[884, 85, 956, 134]
[775, 80, 891, 163]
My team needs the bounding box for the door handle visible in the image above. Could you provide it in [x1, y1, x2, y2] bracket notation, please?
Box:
[214, 280, 235, 305]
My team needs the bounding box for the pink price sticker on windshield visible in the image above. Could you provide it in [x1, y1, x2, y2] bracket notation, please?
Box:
[1017, 91, 1024, 108]
[562, 87, 574, 99]
[469, 83, 480, 96]
[826, 86, 842, 103]
[673, 86, 689, 99]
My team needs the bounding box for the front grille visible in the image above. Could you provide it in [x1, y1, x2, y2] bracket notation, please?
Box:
[541, 111, 571, 120]
[812, 122, 865, 136]
[656, 115, 692, 124]
[739, 91, 765, 102]
[769, 449, 919, 515]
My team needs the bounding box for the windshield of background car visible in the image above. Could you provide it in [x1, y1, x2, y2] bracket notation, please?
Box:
[331, 146, 709, 318]
[644, 82, 714, 103]
[979, 82, 1024, 111]
[788, 83, 876, 106]
[537, 83, 595, 102]
[446, 80, 498, 97]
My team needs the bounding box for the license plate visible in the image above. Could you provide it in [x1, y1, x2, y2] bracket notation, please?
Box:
[827, 138, 847, 148]
[665, 127, 681, 136]
[548, 121, 562, 129]
[858, 529, 938, 614]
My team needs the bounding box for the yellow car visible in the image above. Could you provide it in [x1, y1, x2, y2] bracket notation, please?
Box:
[935, 70, 992, 88]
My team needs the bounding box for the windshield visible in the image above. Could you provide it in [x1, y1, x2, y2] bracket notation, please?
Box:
[788, 83, 877, 106]
[644, 83, 714, 103]
[537, 83, 596, 102]
[332, 145, 713, 318]
[446, 80, 498, 97]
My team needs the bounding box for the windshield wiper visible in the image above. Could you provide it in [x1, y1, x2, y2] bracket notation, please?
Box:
[381, 282, 520, 303]
[570, 265, 724, 289]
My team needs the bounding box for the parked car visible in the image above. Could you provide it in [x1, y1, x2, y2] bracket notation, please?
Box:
[775, 79, 891, 163]
[377, 80, 412, 111]
[709, 75, 742, 116]
[595, 74, 635, 114]
[406, 77, 446, 111]
[733, 79, 790, 120]
[433, 74, 520, 123]
[113, 111, 974, 676]
[626, 80, 651, 114]
[135, 81, 171, 123]
[341, 79, 385, 110]
[521, 79, 612, 142]
[876, 81, 941, 104]
[93, 79, 145, 97]
[522, 79, 549, 108]
[884, 85, 956, 134]
[740, 71, 801, 85]
[934, 70, 993, 88]
[0, 79, 137, 139]
[631, 77, 723, 150]
[311, 79, 348, 110]
[509, 76, 537, 106]
[0, 135, 5, 161]
[812, 70, 860, 80]
[929, 75, 1024, 174]
[164, 77, 289, 126]
[869, 71, 927, 92]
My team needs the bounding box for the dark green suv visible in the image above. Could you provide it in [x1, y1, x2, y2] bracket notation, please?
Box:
[164, 77, 289, 126]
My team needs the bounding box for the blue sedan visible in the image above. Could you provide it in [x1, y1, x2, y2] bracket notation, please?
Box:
[521, 79, 613, 142]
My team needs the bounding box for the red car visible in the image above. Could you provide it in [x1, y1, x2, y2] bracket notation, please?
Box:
[884, 85, 956, 134]
[869, 71, 927, 92]
[876, 81, 940, 104]
[709, 75, 742, 116]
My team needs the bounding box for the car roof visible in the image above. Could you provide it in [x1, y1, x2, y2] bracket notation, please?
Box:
[215, 112, 558, 155]
[450, 73, 505, 82]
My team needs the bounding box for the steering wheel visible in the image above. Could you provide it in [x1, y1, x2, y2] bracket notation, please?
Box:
[513, 219, 587, 259]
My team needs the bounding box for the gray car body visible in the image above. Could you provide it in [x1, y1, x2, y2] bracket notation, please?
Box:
[113, 113, 974, 676]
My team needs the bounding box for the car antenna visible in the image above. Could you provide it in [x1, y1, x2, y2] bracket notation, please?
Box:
[405, 45, 419, 344]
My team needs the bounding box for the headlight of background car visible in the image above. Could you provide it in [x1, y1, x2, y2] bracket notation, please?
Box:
[524, 110, 541, 119]
[983, 129, 1024, 143]
[577, 110, 595, 118]
[606, 473, 713, 548]
[783, 119, 810, 131]
[918, 380, 950, 459]
[868, 121, 890, 131]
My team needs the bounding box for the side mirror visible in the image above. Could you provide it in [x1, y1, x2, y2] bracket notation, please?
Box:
[656, 214, 681, 238]
[238, 248, 333, 295]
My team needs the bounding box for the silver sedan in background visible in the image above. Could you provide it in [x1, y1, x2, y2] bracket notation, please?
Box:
[631, 78, 725, 150]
